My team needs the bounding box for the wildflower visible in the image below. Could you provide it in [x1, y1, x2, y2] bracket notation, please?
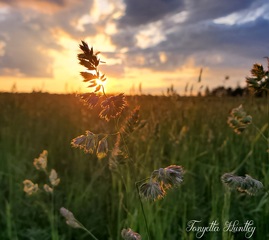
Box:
[60, 207, 81, 229]
[71, 131, 96, 153]
[139, 181, 165, 201]
[23, 180, 39, 195]
[152, 165, 184, 189]
[221, 173, 263, 196]
[49, 169, 60, 187]
[121, 228, 141, 240]
[43, 184, 53, 193]
[227, 105, 252, 134]
[96, 137, 108, 159]
[99, 93, 127, 121]
[78, 92, 100, 108]
[33, 150, 48, 170]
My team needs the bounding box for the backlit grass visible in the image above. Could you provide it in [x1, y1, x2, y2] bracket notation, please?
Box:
[1, 92, 269, 239]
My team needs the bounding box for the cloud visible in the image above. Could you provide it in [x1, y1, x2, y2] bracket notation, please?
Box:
[118, 0, 184, 27]
[153, 17, 269, 69]
[110, 0, 269, 73]
[0, 0, 68, 13]
[184, 0, 253, 23]
[110, 28, 137, 49]
[1, 0, 269, 93]
[0, 0, 97, 77]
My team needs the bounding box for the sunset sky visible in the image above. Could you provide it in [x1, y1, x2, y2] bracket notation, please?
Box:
[0, 0, 269, 95]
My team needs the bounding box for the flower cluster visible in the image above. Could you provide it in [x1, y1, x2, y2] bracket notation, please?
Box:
[72, 41, 147, 168]
[227, 105, 252, 134]
[33, 150, 48, 170]
[99, 93, 127, 121]
[246, 58, 269, 94]
[23, 179, 39, 196]
[78, 92, 100, 109]
[221, 173, 263, 196]
[71, 131, 108, 159]
[121, 228, 141, 240]
[71, 131, 96, 154]
[139, 165, 184, 201]
[23, 150, 60, 195]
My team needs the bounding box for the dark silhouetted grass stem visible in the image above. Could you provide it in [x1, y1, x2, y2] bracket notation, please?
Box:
[135, 178, 151, 240]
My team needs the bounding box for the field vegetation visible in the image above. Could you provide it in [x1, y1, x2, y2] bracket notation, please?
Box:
[1, 92, 269, 239]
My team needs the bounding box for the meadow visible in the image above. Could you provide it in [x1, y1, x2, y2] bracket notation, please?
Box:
[1, 91, 269, 240]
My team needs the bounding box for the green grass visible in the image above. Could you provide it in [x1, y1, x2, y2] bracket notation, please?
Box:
[0, 92, 269, 239]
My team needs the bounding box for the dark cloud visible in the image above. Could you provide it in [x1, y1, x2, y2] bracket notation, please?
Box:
[111, 0, 269, 73]
[118, 0, 184, 27]
[150, 17, 269, 69]
[117, 0, 253, 28]
[184, 0, 253, 23]
[110, 29, 137, 49]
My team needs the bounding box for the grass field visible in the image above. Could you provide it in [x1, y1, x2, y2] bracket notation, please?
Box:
[0, 92, 269, 240]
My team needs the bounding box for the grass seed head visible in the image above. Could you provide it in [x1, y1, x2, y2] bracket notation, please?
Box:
[221, 173, 244, 190]
[221, 173, 263, 196]
[227, 105, 252, 134]
[139, 180, 165, 201]
[33, 150, 48, 170]
[78, 92, 100, 109]
[99, 93, 127, 121]
[121, 228, 141, 240]
[152, 165, 184, 189]
[241, 174, 264, 196]
[23, 180, 39, 195]
[246, 60, 269, 93]
[49, 169, 60, 187]
[43, 184, 53, 193]
[121, 107, 140, 134]
[96, 137, 108, 159]
[71, 131, 96, 153]
[60, 207, 81, 229]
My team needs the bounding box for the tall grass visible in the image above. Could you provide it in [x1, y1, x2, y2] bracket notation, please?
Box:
[1, 91, 269, 239]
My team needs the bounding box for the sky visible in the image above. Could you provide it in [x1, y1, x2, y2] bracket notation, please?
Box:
[0, 0, 269, 95]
